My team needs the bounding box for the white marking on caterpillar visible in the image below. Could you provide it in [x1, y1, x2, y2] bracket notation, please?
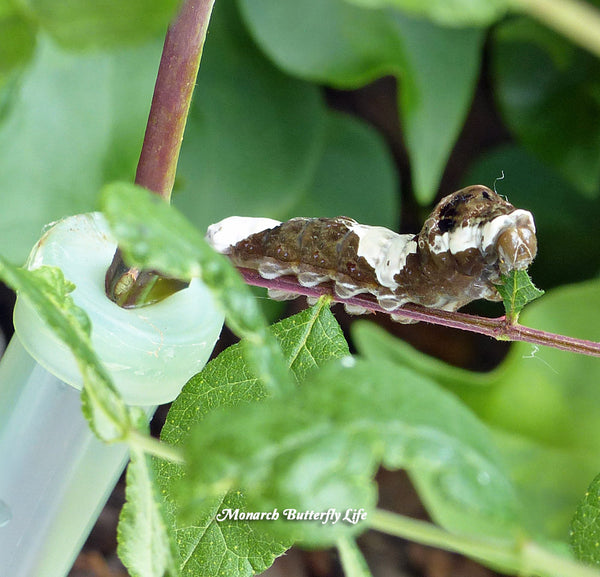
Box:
[206, 216, 280, 253]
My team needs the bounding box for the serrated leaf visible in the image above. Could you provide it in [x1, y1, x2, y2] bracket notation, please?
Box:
[157, 301, 349, 576]
[238, 0, 483, 202]
[29, 0, 179, 50]
[496, 269, 544, 323]
[101, 182, 293, 397]
[344, 0, 507, 26]
[0, 261, 131, 441]
[178, 358, 520, 546]
[118, 440, 179, 577]
[570, 472, 600, 565]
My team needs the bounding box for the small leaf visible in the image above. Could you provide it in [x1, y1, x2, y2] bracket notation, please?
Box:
[0, 260, 131, 441]
[570, 472, 600, 565]
[157, 301, 349, 575]
[118, 427, 179, 577]
[101, 182, 294, 397]
[496, 269, 544, 323]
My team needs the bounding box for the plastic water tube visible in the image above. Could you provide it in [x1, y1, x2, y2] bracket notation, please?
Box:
[0, 212, 224, 577]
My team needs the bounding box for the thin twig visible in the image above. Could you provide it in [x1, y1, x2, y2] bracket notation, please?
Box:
[237, 267, 600, 358]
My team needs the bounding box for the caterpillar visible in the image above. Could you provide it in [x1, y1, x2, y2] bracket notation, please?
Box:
[206, 185, 537, 321]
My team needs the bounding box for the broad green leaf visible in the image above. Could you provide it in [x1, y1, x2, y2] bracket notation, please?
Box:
[0, 261, 131, 441]
[0, 37, 161, 264]
[492, 17, 600, 197]
[392, 14, 484, 201]
[344, 0, 508, 26]
[101, 182, 293, 397]
[570, 472, 600, 565]
[287, 111, 398, 226]
[353, 278, 600, 541]
[462, 144, 600, 290]
[179, 357, 519, 546]
[175, 0, 397, 229]
[118, 432, 179, 577]
[496, 269, 544, 323]
[157, 301, 349, 576]
[238, 0, 483, 202]
[29, 0, 179, 50]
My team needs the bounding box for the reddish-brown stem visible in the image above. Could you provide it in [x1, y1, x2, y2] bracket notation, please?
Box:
[105, 0, 216, 306]
[237, 267, 600, 358]
[135, 0, 214, 199]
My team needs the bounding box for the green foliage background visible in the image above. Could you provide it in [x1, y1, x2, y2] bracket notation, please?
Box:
[1, 0, 600, 575]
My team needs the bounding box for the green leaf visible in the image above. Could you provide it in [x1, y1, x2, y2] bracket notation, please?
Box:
[0, 261, 131, 441]
[175, 0, 397, 228]
[496, 269, 544, 323]
[118, 417, 179, 577]
[238, 0, 483, 202]
[101, 182, 294, 397]
[0, 37, 161, 264]
[29, 0, 179, 50]
[353, 279, 600, 542]
[343, 0, 508, 26]
[570, 472, 600, 566]
[392, 13, 484, 201]
[492, 17, 600, 197]
[287, 111, 398, 226]
[178, 357, 519, 546]
[157, 301, 349, 575]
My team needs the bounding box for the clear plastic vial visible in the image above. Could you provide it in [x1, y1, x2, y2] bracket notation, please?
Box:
[0, 213, 224, 577]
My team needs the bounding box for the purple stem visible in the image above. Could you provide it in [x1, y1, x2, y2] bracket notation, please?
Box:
[238, 268, 600, 358]
[105, 0, 216, 306]
[135, 0, 215, 199]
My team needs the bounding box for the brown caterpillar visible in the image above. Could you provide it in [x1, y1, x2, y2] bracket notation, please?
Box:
[206, 185, 537, 321]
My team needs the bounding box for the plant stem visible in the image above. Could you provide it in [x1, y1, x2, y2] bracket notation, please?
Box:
[509, 0, 600, 59]
[105, 0, 215, 307]
[368, 509, 600, 577]
[135, 0, 214, 200]
[337, 538, 373, 577]
[237, 267, 600, 357]
[127, 430, 185, 465]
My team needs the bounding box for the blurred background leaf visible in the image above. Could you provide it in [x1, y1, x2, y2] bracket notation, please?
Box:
[238, 0, 484, 202]
[492, 17, 600, 198]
